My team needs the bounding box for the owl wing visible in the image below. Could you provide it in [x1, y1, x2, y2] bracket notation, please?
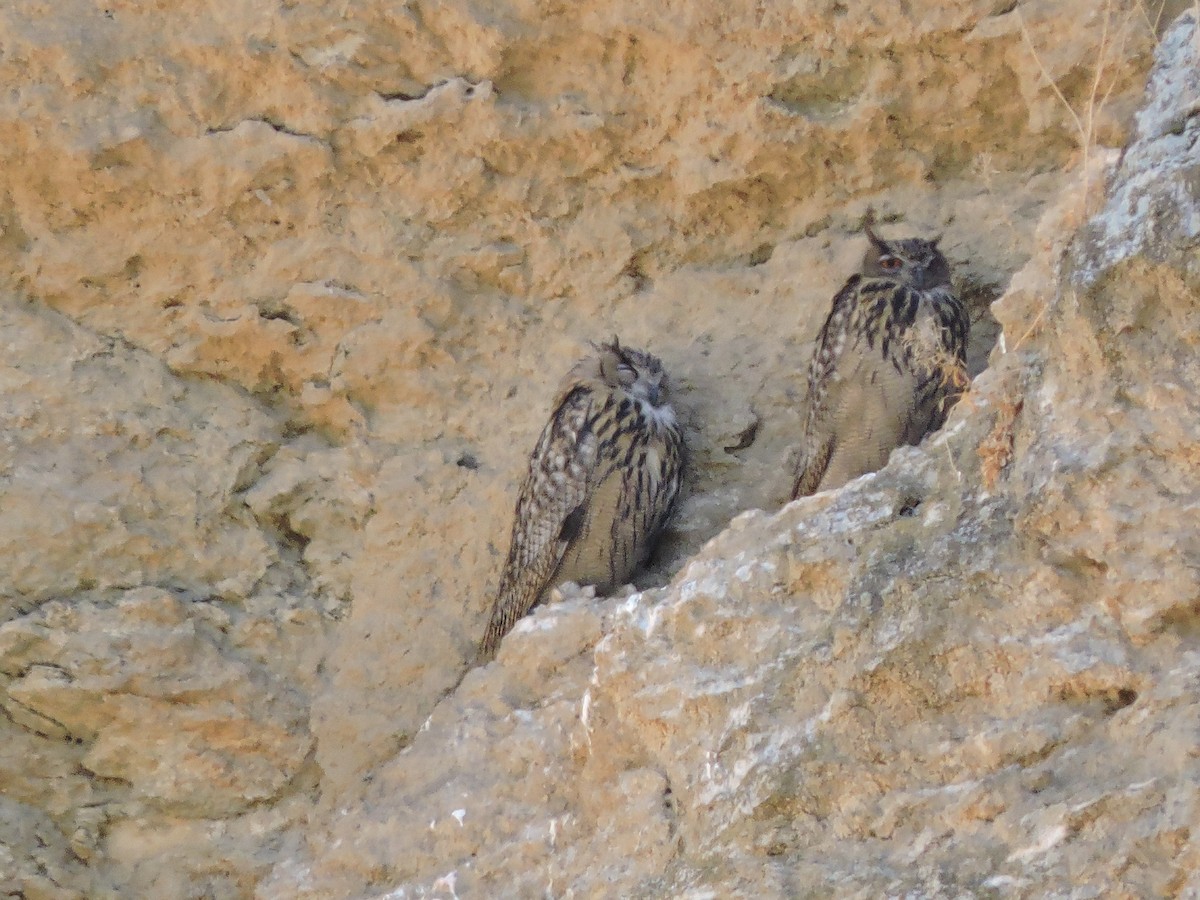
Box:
[803, 338, 922, 493]
[794, 282, 969, 499]
[558, 418, 684, 591]
[478, 387, 601, 661]
[792, 276, 863, 499]
[911, 286, 970, 437]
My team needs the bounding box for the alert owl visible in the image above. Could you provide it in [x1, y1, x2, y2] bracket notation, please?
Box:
[792, 211, 969, 499]
[479, 339, 685, 661]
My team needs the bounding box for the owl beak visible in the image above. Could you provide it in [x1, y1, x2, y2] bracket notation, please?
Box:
[646, 383, 662, 406]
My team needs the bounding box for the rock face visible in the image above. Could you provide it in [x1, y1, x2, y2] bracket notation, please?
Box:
[0, 0, 1197, 897]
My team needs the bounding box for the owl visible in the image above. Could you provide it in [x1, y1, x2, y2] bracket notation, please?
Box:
[792, 210, 969, 499]
[478, 338, 686, 661]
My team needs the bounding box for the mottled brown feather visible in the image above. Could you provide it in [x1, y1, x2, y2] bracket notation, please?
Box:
[479, 341, 684, 661]
[792, 224, 968, 500]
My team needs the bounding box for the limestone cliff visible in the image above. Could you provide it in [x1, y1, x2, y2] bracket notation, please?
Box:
[0, 1, 1197, 897]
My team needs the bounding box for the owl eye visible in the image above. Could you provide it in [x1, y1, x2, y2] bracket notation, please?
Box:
[880, 256, 903, 271]
[617, 362, 637, 379]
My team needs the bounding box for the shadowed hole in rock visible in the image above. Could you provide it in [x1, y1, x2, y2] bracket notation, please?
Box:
[662, 782, 678, 835]
[1154, 596, 1200, 637]
[955, 275, 1005, 378]
[1106, 687, 1138, 714]
[723, 416, 760, 453]
[270, 515, 311, 553]
[748, 242, 774, 266]
[255, 302, 300, 327]
[1056, 683, 1139, 715]
[765, 52, 868, 123]
[622, 252, 652, 292]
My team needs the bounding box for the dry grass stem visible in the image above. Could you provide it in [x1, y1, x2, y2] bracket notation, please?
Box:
[979, 395, 1025, 490]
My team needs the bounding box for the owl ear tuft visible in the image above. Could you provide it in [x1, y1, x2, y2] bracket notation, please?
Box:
[597, 344, 620, 383]
[862, 207, 885, 248]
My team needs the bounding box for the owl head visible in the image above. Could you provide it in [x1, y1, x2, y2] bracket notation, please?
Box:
[860, 209, 951, 291]
[595, 337, 671, 408]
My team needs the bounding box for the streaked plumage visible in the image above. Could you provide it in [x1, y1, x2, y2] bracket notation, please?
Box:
[792, 211, 968, 499]
[479, 339, 685, 661]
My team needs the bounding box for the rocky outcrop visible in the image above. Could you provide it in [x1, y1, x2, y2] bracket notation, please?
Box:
[281, 9, 1200, 897]
[0, 0, 1196, 897]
